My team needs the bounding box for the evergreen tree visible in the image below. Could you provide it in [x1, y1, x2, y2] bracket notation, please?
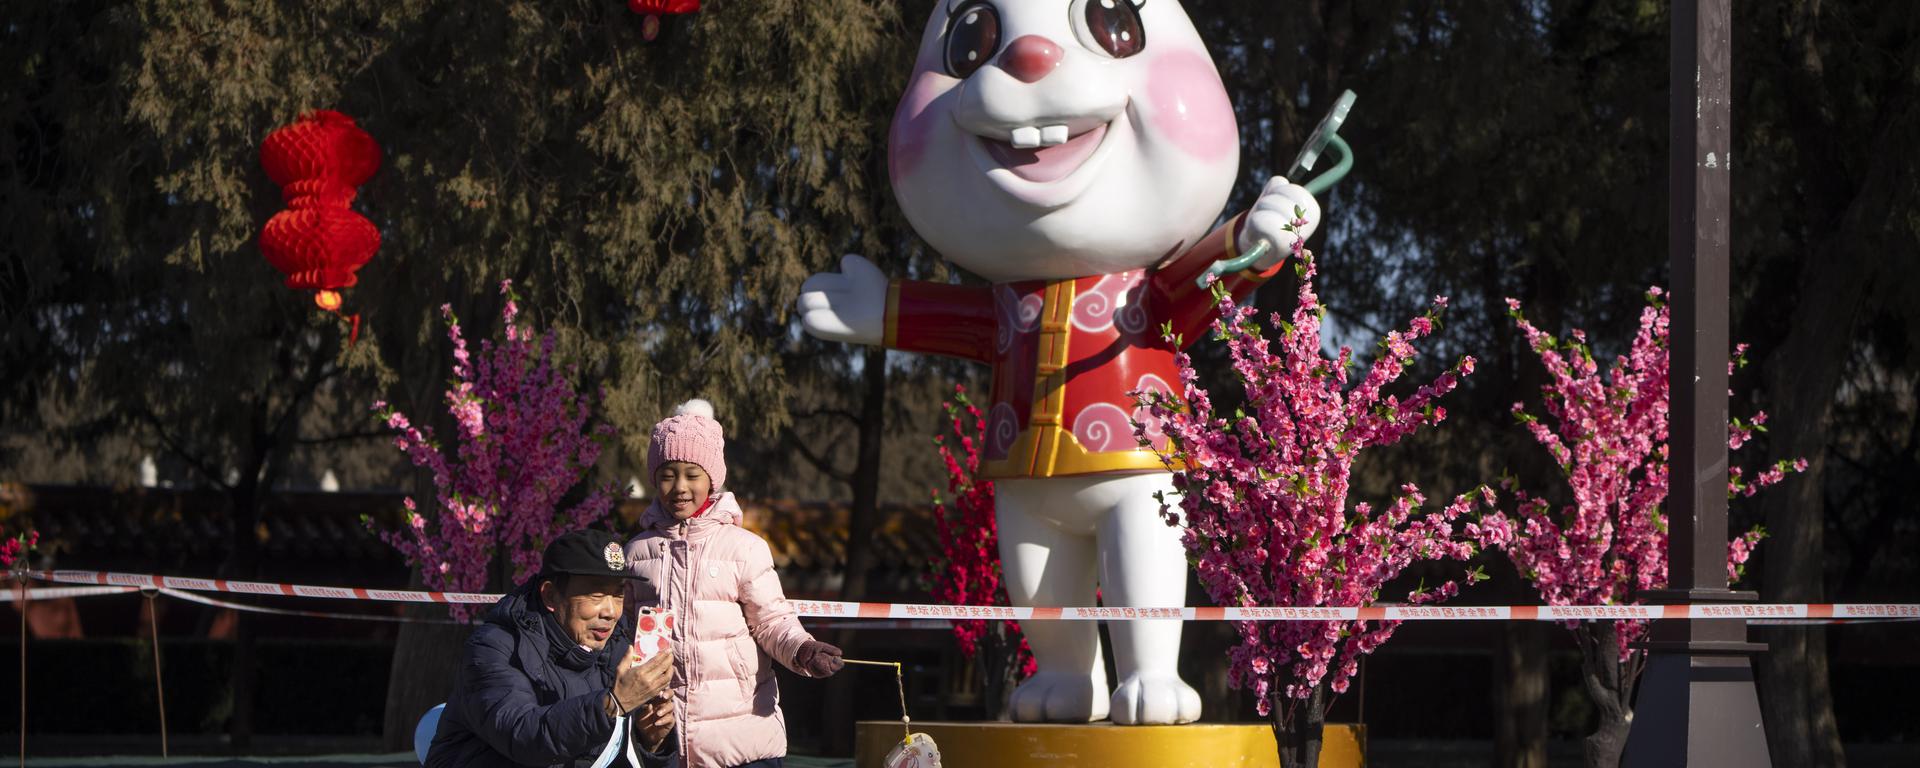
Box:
[2, 0, 929, 745]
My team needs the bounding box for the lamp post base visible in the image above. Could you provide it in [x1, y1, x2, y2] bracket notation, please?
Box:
[1622, 588, 1770, 767]
[1622, 653, 1770, 767]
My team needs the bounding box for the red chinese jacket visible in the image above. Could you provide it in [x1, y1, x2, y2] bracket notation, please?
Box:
[884, 214, 1275, 479]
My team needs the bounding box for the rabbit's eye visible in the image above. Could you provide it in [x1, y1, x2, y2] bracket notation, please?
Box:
[945, 2, 1002, 79]
[1075, 0, 1145, 59]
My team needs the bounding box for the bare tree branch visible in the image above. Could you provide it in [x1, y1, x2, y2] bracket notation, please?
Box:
[781, 425, 850, 484]
[134, 406, 229, 490]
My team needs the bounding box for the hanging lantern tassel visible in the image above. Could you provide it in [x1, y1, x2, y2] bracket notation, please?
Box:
[311, 291, 361, 346]
[258, 110, 382, 345]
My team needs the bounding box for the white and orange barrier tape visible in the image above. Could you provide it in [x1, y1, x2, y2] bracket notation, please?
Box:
[29, 569, 496, 605]
[1, 578, 461, 625]
[27, 569, 1920, 623]
[1, 585, 140, 602]
[154, 587, 463, 625]
[784, 600, 1920, 622]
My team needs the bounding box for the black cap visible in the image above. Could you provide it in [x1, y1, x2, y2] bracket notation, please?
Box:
[538, 529, 649, 582]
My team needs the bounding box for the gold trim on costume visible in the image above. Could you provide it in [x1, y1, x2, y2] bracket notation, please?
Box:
[983, 441, 1168, 479]
[1027, 281, 1076, 476]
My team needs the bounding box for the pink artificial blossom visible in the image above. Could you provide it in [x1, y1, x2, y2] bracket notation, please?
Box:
[368, 282, 617, 620]
[928, 386, 1036, 680]
[1474, 290, 1806, 658]
[1132, 250, 1491, 719]
[0, 529, 39, 570]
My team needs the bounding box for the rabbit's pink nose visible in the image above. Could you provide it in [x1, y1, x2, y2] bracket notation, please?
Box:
[1000, 35, 1064, 83]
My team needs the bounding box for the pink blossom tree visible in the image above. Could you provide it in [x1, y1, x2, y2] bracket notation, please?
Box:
[1134, 231, 1493, 768]
[368, 281, 617, 620]
[927, 385, 1034, 717]
[1470, 289, 1803, 767]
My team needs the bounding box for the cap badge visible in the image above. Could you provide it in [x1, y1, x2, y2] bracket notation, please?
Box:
[604, 542, 627, 571]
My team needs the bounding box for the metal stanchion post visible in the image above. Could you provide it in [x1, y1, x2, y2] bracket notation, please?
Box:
[17, 574, 26, 768]
[144, 591, 169, 758]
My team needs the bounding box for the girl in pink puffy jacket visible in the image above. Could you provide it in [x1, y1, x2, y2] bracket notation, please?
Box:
[624, 399, 845, 768]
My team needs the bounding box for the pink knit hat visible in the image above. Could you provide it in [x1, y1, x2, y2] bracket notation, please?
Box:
[648, 399, 727, 490]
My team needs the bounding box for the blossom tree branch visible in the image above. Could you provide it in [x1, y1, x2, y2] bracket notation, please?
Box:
[926, 385, 1034, 700]
[1133, 218, 1491, 767]
[1469, 289, 1805, 767]
[366, 281, 617, 620]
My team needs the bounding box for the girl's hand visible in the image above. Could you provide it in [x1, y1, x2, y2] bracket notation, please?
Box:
[793, 639, 845, 677]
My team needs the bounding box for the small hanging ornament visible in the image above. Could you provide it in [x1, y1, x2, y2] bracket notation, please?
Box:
[258, 110, 382, 340]
[885, 734, 941, 768]
[841, 660, 942, 768]
[627, 0, 699, 42]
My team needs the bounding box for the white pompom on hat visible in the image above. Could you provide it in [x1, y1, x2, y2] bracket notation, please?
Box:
[648, 398, 727, 489]
[673, 399, 716, 419]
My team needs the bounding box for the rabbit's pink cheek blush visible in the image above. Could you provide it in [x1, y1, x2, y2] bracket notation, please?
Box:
[1144, 49, 1238, 163]
[890, 71, 946, 184]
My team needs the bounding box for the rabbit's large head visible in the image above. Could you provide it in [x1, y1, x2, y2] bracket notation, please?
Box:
[889, 0, 1239, 283]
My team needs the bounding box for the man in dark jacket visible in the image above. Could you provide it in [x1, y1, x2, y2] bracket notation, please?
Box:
[427, 529, 678, 768]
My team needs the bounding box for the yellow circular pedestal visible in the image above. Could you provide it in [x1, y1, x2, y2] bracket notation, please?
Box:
[853, 721, 1366, 768]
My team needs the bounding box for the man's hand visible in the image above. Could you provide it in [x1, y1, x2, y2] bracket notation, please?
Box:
[635, 697, 675, 752]
[613, 649, 674, 714]
[793, 639, 844, 678]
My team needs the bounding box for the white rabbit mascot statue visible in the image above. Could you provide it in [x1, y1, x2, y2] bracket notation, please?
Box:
[798, 0, 1323, 725]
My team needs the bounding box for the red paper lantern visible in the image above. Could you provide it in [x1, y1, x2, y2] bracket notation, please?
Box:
[259, 110, 382, 311]
[627, 0, 699, 14]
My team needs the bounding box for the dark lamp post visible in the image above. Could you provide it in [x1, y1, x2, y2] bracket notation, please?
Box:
[1622, 1, 1771, 764]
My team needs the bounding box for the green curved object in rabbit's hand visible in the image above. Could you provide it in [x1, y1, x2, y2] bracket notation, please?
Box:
[1197, 90, 1357, 287]
[1291, 90, 1357, 194]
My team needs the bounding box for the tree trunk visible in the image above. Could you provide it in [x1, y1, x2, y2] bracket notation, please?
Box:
[223, 477, 261, 749]
[381, 610, 474, 751]
[228, 612, 256, 749]
[1493, 621, 1550, 768]
[218, 340, 325, 750]
[1575, 623, 1629, 768]
[821, 346, 889, 754]
[1271, 685, 1328, 768]
[1752, 213, 1870, 768]
[1751, 0, 1898, 748]
[1480, 213, 1552, 768]
[839, 346, 888, 605]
